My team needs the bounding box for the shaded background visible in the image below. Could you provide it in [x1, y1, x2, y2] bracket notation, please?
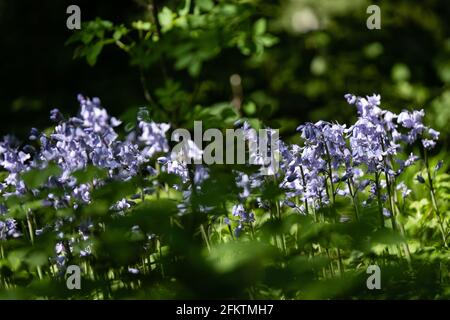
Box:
[0, 0, 143, 136]
[0, 0, 449, 145]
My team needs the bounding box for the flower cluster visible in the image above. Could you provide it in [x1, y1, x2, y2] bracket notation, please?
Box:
[279, 94, 438, 219]
[0, 93, 441, 267]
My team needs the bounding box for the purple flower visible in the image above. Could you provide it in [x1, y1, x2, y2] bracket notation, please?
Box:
[396, 182, 411, 198]
[111, 198, 131, 211]
[416, 174, 425, 184]
[435, 160, 443, 172]
[344, 94, 357, 105]
[422, 139, 436, 149]
[234, 224, 244, 238]
[367, 94, 381, 106]
[138, 121, 170, 158]
[128, 267, 140, 274]
[29, 128, 40, 141]
[55, 242, 65, 254]
[232, 204, 255, 225]
[232, 204, 245, 217]
[428, 128, 440, 140]
[0, 218, 21, 240]
[397, 110, 424, 130]
[50, 108, 64, 122]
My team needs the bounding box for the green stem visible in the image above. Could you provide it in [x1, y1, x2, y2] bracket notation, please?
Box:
[274, 198, 287, 255]
[299, 165, 309, 216]
[389, 180, 412, 265]
[383, 170, 397, 231]
[157, 238, 165, 278]
[374, 172, 385, 229]
[347, 178, 360, 222]
[379, 140, 397, 231]
[323, 143, 343, 275]
[26, 210, 35, 245]
[424, 148, 448, 248]
[200, 224, 211, 252]
[37, 266, 43, 280]
[223, 203, 235, 240]
[325, 248, 335, 277]
[380, 136, 412, 262]
[155, 162, 161, 200]
[250, 223, 256, 241]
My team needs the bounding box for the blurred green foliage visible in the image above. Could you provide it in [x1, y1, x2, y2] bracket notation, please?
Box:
[1, 157, 450, 299]
[1, 0, 448, 143]
[64, 0, 450, 143]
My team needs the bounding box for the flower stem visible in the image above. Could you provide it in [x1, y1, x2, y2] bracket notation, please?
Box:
[323, 143, 344, 275]
[26, 210, 35, 245]
[200, 224, 211, 253]
[299, 165, 309, 216]
[424, 148, 448, 248]
[374, 172, 385, 229]
[347, 179, 360, 222]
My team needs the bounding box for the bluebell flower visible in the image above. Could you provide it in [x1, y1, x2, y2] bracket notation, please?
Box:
[111, 198, 131, 211]
[29, 128, 40, 141]
[428, 128, 440, 140]
[232, 204, 245, 218]
[396, 182, 411, 198]
[138, 121, 170, 158]
[397, 110, 424, 129]
[422, 139, 436, 149]
[0, 218, 21, 239]
[234, 224, 244, 238]
[50, 108, 64, 122]
[344, 93, 357, 104]
[128, 267, 140, 274]
[416, 174, 425, 184]
[231, 203, 255, 235]
[435, 160, 443, 172]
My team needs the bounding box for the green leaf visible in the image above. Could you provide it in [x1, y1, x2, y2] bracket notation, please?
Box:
[258, 34, 278, 47]
[197, 0, 214, 11]
[72, 166, 108, 184]
[86, 41, 104, 66]
[113, 25, 129, 40]
[188, 60, 202, 77]
[91, 179, 138, 203]
[22, 164, 61, 189]
[81, 32, 95, 45]
[158, 7, 175, 32]
[391, 63, 411, 82]
[208, 242, 277, 273]
[253, 18, 267, 36]
[131, 21, 151, 31]
[7, 250, 27, 271]
[243, 101, 257, 115]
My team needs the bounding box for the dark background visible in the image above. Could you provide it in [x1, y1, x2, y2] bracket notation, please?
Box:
[0, 0, 144, 137]
[0, 0, 449, 143]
